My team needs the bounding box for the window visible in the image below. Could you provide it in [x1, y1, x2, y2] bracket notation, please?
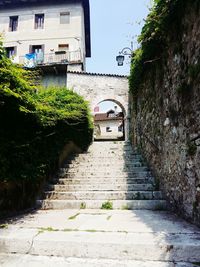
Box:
[58, 44, 69, 52]
[35, 14, 44, 29]
[30, 45, 44, 54]
[60, 12, 70, 24]
[29, 45, 44, 64]
[108, 113, 115, 118]
[9, 16, 18, 32]
[106, 127, 112, 132]
[5, 47, 16, 58]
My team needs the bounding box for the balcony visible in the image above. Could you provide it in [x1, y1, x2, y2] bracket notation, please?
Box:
[19, 50, 82, 68]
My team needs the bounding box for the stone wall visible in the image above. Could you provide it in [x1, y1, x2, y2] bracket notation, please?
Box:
[130, 3, 200, 225]
[67, 71, 130, 139]
[67, 71, 128, 114]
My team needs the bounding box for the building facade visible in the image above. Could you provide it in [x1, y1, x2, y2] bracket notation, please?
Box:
[0, 0, 91, 73]
[94, 109, 124, 140]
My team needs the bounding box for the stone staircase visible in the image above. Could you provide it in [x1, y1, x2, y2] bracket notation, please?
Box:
[1, 141, 200, 266]
[38, 141, 167, 210]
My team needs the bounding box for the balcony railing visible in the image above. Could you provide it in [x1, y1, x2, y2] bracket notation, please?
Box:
[18, 50, 82, 68]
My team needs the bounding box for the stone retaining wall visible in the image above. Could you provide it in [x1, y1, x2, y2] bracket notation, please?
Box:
[130, 3, 200, 225]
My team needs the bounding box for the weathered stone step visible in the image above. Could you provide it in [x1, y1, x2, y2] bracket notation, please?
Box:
[69, 155, 143, 161]
[3, 227, 200, 262]
[37, 199, 167, 210]
[44, 191, 163, 200]
[65, 162, 144, 168]
[54, 177, 154, 185]
[77, 153, 141, 158]
[0, 254, 195, 267]
[24, 230, 200, 262]
[61, 171, 152, 178]
[61, 168, 150, 174]
[62, 169, 149, 176]
[47, 183, 154, 191]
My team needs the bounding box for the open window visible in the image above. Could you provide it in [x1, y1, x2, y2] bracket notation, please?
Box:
[9, 16, 18, 32]
[29, 45, 44, 64]
[35, 14, 44, 29]
[5, 46, 16, 58]
[106, 127, 112, 133]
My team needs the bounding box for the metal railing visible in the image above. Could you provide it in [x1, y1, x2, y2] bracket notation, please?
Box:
[19, 50, 82, 67]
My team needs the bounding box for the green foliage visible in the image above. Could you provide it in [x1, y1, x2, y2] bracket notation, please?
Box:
[68, 213, 80, 220]
[0, 40, 93, 211]
[101, 201, 113, 210]
[34, 86, 93, 127]
[80, 202, 86, 209]
[129, 0, 195, 97]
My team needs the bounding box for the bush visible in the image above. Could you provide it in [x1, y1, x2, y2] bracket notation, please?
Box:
[0, 39, 93, 212]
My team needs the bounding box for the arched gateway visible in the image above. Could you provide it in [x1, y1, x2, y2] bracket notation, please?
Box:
[67, 71, 130, 140]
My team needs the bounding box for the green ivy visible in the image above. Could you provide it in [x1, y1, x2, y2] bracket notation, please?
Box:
[129, 0, 198, 98]
[0, 39, 93, 211]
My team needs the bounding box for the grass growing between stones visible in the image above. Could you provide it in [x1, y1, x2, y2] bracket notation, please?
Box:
[68, 213, 80, 220]
[80, 202, 86, 209]
[106, 215, 112, 220]
[38, 227, 59, 234]
[101, 201, 113, 210]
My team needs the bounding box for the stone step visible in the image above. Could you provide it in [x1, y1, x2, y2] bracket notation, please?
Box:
[65, 162, 144, 168]
[43, 191, 163, 200]
[37, 199, 167, 210]
[61, 171, 152, 178]
[0, 254, 196, 267]
[53, 178, 154, 185]
[61, 168, 150, 174]
[86, 150, 135, 155]
[72, 152, 142, 157]
[64, 165, 145, 171]
[62, 168, 149, 173]
[64, 161, 146, 167]
[2, 227, 199, 262]
[69, 155, 143, 161]
[47, 183, 154, 191]
[88, 146, 134, 149]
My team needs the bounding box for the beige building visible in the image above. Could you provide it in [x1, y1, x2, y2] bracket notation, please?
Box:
[0, 0, 91, 74]
[94, 109, 124, 140]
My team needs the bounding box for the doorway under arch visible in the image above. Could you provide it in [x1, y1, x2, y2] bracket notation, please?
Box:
[93, 99, 126, 141]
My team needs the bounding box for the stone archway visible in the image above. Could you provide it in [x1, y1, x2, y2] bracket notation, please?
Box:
[67, 71, 129, 140]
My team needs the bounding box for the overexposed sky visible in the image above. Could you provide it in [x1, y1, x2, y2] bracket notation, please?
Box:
[86, 0, 151, 76]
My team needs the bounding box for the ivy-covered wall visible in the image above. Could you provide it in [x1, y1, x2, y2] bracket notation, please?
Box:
[129, 0, 200, 225]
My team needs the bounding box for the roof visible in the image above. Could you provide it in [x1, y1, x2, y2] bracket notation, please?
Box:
[94, 113, 123, 122]
[67, 70, 128, 78]
[0, 0, 91, 58]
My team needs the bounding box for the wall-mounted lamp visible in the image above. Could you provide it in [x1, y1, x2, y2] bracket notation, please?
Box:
[116, 42, 133, 66]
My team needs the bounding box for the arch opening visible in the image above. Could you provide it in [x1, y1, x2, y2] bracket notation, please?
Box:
[93, 99, 126, 141]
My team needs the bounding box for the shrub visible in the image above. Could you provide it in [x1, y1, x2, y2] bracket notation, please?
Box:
[0, 39, 93, 212]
